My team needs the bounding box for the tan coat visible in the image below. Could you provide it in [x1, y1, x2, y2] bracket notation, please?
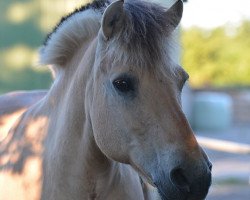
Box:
[0, 1, 211, 200]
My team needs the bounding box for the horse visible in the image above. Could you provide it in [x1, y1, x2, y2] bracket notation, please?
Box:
[0, 0, 212, 199]
[0, 90, 47, 141]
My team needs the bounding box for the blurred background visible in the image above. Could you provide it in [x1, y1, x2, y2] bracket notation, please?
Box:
[0, 0, 89, 93]
[0, 0, 249, 199]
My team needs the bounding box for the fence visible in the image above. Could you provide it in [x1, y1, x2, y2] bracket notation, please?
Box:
[197, 136, 250, 155]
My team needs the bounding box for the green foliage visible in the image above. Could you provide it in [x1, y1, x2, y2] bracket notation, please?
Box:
[0, 67, 52, 94]
[182, 20, 250, 88]
[1, 0, 250, 93]
[0, 0, 86, 94]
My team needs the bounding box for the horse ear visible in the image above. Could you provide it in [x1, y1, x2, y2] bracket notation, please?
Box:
[101, 0, 124, 40]
[165, 0, 183, 33]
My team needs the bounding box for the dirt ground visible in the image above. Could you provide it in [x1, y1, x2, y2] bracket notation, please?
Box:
[207, 185, 250, 200]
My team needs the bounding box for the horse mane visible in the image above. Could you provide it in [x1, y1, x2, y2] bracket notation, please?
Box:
[105, 0, 179, 71]
[39, 0, 110, 66]
[40, 0, 179, 73]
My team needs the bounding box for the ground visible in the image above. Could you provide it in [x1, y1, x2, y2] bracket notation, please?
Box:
[196, 125, 250, 200]
[207, 185, 250, 200]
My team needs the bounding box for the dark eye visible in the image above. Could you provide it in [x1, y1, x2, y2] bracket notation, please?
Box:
[113, 78, 134, 93]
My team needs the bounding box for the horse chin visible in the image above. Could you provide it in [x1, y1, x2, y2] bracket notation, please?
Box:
[155, 180, 187, 200]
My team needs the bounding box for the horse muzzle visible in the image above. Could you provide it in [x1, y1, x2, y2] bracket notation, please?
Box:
[154, 162, 212, 200]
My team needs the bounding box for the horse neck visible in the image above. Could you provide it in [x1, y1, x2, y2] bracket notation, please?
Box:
[42, 38, 126, 197]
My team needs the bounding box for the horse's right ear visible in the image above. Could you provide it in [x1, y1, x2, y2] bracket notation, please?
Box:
[101, 0, 124, 40]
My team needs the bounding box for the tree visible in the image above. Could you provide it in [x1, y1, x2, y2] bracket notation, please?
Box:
[181, 20, 250, 88]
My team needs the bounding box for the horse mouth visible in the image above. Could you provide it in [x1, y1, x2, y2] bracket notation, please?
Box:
[156, 183, 209, 200]
[155, 182, 183, 200]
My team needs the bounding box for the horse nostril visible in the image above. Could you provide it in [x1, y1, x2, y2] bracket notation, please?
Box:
[208, 161, 213, 171]
[170, 168, 190, 193]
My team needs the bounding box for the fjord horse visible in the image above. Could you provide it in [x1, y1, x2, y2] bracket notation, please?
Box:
[0, 1, 211, 199]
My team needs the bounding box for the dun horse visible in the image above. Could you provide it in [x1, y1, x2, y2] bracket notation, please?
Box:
[0, 0, 212, 199]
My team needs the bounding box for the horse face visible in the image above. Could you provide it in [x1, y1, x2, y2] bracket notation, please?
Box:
[91, 55, 211, 199]
[90, 1, 212, 199]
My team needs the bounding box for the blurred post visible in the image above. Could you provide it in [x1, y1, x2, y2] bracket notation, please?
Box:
[197, 136, 250, 155]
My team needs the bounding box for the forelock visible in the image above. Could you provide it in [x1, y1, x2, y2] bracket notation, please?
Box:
[105, 0, 178, 72]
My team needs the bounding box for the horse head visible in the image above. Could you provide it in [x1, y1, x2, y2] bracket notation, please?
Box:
[89, 1, 212, 199]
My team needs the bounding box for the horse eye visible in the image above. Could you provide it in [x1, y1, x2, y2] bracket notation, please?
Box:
[113, 78, 133, 93]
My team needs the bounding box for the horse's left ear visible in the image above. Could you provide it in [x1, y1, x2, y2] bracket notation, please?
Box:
[101, 0, 124, 40]
[165, 0, 183, 33]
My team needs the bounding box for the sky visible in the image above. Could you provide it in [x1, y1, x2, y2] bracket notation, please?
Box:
[181, 0, 250, 29]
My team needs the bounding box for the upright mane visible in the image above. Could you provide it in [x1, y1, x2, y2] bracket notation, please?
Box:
[39, 0, 110, 66]
[104, 0, 180, 71]
[40, 0, 180, 72]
